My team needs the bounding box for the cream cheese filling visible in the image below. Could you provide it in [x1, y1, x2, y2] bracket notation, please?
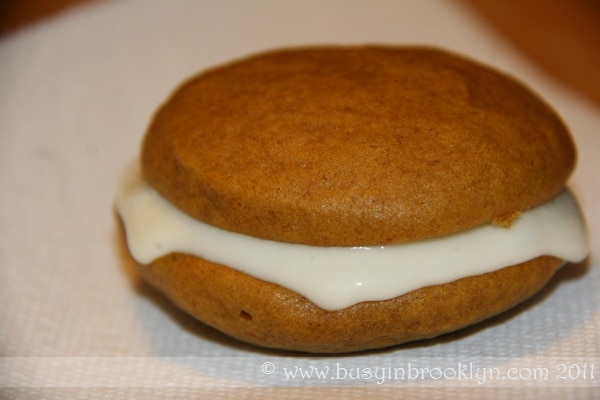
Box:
[116, 162, 589, 311]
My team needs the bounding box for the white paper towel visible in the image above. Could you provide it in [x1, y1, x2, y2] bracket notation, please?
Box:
[1, 0, 598, 398]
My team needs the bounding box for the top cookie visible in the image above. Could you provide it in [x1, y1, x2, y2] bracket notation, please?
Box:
[141, 46, 576, 246]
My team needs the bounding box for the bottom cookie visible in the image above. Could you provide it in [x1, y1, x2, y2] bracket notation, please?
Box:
[137, 252, 562, 353]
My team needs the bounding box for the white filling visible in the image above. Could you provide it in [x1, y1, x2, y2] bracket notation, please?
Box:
[116, 162, 589, 311]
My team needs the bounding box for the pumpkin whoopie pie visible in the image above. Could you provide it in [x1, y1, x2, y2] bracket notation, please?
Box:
[117, 46, 588, 353]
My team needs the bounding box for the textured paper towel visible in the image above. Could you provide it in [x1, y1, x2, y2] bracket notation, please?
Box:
[1, 0, 599, 398]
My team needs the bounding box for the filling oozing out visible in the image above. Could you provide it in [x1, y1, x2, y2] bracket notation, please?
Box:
[116, 162, 588, 311]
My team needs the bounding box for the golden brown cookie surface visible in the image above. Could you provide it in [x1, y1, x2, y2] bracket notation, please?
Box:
[142, 46, 576, 246]
[139, 253, 562, 353]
